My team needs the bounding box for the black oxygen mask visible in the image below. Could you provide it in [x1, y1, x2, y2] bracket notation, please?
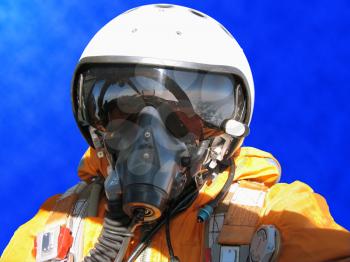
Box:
[104, 106, 191, 221]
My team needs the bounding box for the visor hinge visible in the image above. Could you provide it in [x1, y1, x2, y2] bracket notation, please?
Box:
[89, 126, 105, 158]
[223, 119, 250, 138]
[208, 135, 233, 169]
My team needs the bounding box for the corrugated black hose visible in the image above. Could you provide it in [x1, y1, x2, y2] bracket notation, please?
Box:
[82, 201, 143, 262]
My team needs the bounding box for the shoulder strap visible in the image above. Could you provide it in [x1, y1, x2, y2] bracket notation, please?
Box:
[218, 180, 268, 245]
[205, 181, 268, 262]
[34, 178, 103, 262]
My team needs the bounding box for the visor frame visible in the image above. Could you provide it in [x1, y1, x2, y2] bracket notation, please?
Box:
[71, 56, 252, 148]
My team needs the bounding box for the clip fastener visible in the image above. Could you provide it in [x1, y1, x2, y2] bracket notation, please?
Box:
[34, 225, 73, 262]
[89, 126, 105, 158]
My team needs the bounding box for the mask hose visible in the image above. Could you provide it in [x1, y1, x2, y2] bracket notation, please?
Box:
[82, 204, 144, 262]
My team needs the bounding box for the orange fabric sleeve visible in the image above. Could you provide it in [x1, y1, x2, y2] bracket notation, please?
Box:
[233, 147, 282, 187]
[0, 195, 61, 262]
[261, 181, 350, 262]
[77, 147, 108, 181]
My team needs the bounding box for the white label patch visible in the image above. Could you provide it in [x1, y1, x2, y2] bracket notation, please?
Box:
[231, 187, 266, 207]
[220, 246, 240, 262]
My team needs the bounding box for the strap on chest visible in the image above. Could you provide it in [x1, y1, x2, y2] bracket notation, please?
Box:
[35, 177, 103, 262]
[205, 181, 269, 262]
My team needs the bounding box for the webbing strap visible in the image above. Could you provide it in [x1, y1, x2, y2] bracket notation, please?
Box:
[218, 181, 268, 245]
[205, 181, 268, 262]
[36, 178, 103, 262]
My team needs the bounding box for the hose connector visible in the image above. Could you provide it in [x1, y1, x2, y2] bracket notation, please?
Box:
[197, 205, 214, 223]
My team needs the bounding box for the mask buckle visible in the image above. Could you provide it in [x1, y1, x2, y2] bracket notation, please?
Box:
[208, 134, 234, 170]
[89, 126, 104, 158]
[34, 225, 73, 262]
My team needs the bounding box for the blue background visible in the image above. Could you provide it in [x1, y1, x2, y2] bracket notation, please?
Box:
[0, 0, 349, 254]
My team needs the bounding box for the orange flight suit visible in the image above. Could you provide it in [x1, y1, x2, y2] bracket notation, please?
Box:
[1, 147, 350, 261]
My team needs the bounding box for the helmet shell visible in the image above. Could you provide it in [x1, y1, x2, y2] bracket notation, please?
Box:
[72, 4, 255, 148]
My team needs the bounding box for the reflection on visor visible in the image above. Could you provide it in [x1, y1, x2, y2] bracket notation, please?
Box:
[77, 65, 247, 139]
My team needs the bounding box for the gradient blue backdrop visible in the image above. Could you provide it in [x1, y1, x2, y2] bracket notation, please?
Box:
[1, 0, 349, 254]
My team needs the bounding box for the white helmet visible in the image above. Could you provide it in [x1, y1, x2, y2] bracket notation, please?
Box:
[72, 3, 254, 160]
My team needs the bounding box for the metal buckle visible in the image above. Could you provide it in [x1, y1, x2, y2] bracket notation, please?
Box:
[36, 226, 60, 262]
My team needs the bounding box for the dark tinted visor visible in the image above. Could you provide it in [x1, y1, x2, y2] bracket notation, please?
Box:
[76, 64, 247, 139]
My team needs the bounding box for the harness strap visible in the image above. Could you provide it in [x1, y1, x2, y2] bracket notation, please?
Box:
[219, 180, 268, 245]
[205, 180, 269, 262]
[35, 178, 103, 262]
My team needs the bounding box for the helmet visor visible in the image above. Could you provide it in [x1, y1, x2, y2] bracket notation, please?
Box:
[76, 64, 247, 139]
